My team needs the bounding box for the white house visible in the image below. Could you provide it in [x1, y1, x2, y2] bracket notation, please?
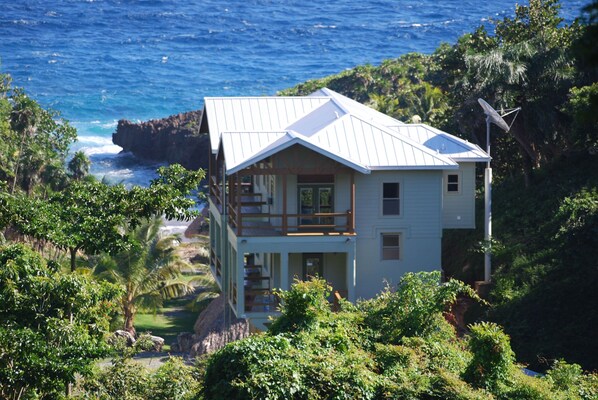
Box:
[200, 88, 489, 329]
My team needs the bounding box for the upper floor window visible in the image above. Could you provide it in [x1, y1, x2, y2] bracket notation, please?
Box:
[382, 182, 400, 215]
[446, 173, 460, 193]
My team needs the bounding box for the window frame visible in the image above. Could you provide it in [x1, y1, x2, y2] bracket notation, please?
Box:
[381, 233, 401, 260]
[445, 172, 461, 195]
[381, 181, 401, 216]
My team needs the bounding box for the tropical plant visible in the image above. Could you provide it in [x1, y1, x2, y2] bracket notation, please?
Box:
[0, 243, 120, 399]
[6, 164, 204, 272]
[68, 150, 91, 180]
[93, 217, 194, 335]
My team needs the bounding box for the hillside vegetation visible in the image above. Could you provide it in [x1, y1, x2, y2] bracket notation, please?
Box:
[282, 0, 598, 371]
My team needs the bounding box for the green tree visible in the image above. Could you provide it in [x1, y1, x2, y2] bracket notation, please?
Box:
[0, 243, 120, 399]
[3, 85, 77, 194]
[68, 150, 91, 180]
[7, 164, 204, 272]
[94, 217, 193, 335]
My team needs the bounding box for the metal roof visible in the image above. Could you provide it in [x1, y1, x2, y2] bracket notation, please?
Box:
[389, 124, 490, 162]
[204, 88, 488, 175]
[205, 96, 330, 152]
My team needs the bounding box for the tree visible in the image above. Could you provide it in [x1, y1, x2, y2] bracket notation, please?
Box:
[436, 0, 583, 185]
[67, 150, 91, 180]
[94, 217, 194, 335]
[0, 243, 121, 399]
[1, 82, 77, 194]
[7, 164, 204, 272]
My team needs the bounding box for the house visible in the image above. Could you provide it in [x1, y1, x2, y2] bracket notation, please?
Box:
[199, 88, 489, 330]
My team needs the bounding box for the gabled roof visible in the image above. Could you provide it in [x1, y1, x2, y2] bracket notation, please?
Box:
[204, 96, 330, 152]
[204, 88, 489, 175]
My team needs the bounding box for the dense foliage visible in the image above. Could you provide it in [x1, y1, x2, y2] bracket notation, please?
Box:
[93, 217, 194, 334]
[282, 0, 598, 371]
[0, 244, 121, 399]
[203, 274, 598, 400]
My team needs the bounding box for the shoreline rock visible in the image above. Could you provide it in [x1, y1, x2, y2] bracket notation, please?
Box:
[112, 110, 209, 170]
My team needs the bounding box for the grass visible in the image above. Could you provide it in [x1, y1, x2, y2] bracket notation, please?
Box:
[134, 240, 218, 351]
[135, 298, 198, 351]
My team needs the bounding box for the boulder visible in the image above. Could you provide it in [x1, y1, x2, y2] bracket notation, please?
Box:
[114, 330, 136, 346]
[176, 332, 196, 353]
[112, 110, 209, 170]
[189, 294, 250, 358]
[149, 335, 165, 352]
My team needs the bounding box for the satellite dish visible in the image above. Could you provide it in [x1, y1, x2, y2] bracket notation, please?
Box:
[478, 98, 511, 132]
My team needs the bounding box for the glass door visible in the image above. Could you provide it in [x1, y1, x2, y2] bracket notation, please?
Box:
[303, 253, 323, 279]
[298, 185, 333, 227]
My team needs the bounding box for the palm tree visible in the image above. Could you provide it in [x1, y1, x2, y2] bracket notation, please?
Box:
[67, 151, 91, 180]
[94, 217, 193, 336]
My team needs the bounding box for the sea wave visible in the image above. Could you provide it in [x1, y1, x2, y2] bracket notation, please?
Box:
[82, 144, 122, 156]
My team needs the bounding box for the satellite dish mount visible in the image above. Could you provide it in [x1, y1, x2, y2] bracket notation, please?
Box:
[478, 98, 521, 283]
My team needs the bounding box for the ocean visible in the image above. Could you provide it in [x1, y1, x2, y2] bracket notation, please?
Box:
[0, 0, 588, 185]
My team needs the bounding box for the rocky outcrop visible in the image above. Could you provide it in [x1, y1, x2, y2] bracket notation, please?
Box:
[189, 294, 250, 357]
[112, 110, 209, 170]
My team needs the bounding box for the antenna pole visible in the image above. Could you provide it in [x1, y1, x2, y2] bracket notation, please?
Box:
[484, 117, 492, 282]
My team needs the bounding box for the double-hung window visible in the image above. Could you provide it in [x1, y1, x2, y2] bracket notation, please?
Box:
[446, 173, 460, 193]
[382, 182, 400, 215]
[381, 233, 401, 260]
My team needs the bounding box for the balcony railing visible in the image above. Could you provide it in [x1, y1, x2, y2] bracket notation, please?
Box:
[228, 210, 354, 236]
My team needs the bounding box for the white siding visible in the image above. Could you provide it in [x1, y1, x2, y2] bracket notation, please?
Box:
[353, 170, 443, 299]
[442, 162, 476, 229]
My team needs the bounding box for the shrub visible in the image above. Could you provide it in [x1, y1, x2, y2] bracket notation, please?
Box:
[148, 357, 200, 400]
[464, 322, 514, 391]
[361, 271, 480, 343]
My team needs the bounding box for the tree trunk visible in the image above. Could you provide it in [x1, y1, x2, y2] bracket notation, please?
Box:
[69, 247, 77, 272]
[123, 305, 136, 338]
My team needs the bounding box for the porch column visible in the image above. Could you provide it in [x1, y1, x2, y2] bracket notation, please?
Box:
[280, 251, 289, 290]
[236, 243, 245, 316]
[346, 238, 356, 302]
[282, 175, 288, 235]
[350, 171, 356, 234]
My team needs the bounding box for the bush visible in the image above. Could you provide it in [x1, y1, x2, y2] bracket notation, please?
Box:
[464, 322, 514, 391]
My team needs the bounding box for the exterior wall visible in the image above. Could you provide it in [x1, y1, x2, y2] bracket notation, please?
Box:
[353, 170, 443, 299]
[442, 162, 476, 229]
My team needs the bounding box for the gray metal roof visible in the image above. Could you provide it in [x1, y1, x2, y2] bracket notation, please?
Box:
[204, 88, 489, 175]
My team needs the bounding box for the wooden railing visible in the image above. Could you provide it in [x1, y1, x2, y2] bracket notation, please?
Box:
[209, 175, 223, 209]
[229, 210, 354, 236]
[210, 247, 221, 280]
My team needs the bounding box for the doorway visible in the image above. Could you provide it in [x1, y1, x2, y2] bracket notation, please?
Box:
[302, 253, 324, 280]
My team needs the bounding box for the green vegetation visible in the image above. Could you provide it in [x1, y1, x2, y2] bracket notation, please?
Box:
[203, 274, 598, 400]
[0, 244, 121, 398]
[92, 216, 194, 335]
[1, 0, 597, 397]
[282, 0, 598, 372]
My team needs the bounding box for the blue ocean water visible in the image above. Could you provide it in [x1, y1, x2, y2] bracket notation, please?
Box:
[0, 0, 588, 185]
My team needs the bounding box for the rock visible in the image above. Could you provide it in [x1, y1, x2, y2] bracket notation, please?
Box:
[112, 110, 209, 170]
[114, 330, 136, 346]
[189, 294, 250, 358]
[170, 342, 180, 353]
[176, 332, 196, 353]
[149, 335, 165, 352]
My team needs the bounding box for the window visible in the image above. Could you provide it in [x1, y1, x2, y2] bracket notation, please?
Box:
[447, 173, 459, 193]
[381, 233, 400, 260]
[382, 182, 400, 215]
